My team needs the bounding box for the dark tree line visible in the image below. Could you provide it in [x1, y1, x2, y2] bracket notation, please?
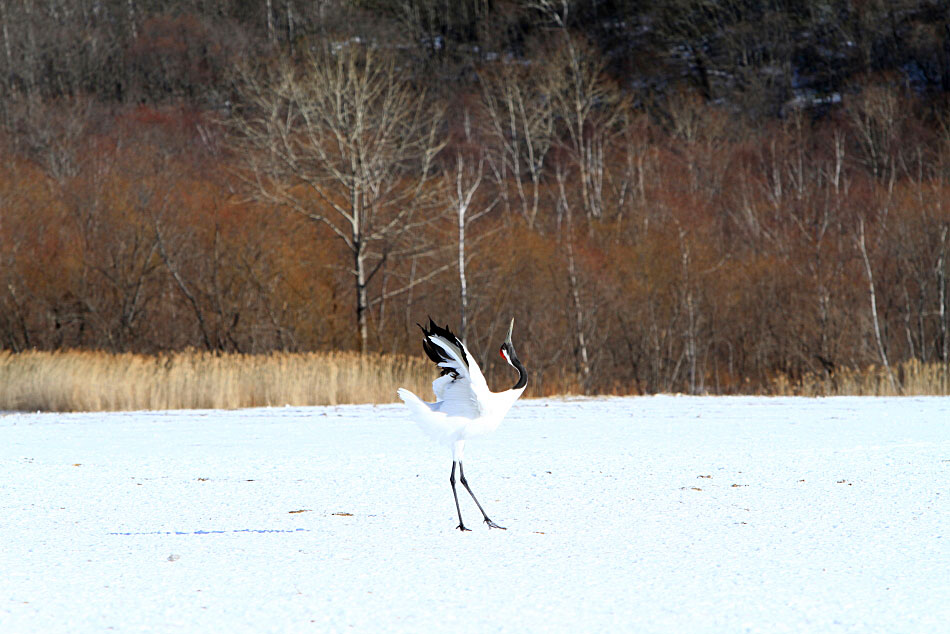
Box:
[1, 2, 947, 113]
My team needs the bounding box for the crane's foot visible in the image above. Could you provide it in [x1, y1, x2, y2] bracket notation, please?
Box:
[456, 523, 472, 532]
[484, 518, 506, 530]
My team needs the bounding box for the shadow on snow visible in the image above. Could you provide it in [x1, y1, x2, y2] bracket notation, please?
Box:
[109, 528, 311, 535]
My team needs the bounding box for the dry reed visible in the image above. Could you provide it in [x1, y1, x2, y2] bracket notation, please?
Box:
[769, 359, 950, 396]
[3, 351, 947, 412]
[0, 349, 433, 412]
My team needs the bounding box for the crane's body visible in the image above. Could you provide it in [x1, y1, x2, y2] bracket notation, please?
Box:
[397, 318, 527, 531]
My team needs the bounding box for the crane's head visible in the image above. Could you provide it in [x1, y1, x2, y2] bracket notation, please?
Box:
[499, 317, 528, 390]
[499, 318, 518, 366]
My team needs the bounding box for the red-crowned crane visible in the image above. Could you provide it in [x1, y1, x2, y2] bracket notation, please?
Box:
[398, 318, 527, 531]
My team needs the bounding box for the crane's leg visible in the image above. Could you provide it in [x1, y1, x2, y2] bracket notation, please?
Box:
[458, 462, 505, 530]
[450, 462, 471, 531]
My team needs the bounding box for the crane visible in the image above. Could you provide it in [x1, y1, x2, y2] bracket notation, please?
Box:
[398, 318, 527, 531]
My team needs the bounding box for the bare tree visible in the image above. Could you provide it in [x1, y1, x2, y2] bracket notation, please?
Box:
[444, 108, 498, 342]
[857, 217, 900, 393]
[848, 84, 902, 180]
[3, 93, 92, 182]
[553, 158, 591, 392]
[540, 31, 627, 221]
[478, 61, 554, 229]
[229, 45, 445, 353]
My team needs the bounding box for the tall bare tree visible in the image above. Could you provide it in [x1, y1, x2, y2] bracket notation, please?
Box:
[553, 158, 591, 392]
[541, 32, 626, 221]
[857, 217, 900, 393]
[229, 45, 445, 353]
[848, 84, 903, 181]
[444, 107, 498, 342]
[478, 61, 554, 229]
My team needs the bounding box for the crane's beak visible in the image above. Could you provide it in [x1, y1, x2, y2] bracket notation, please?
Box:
[505, 318, 514, 345]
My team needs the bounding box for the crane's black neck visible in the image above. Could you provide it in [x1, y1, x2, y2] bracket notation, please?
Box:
[510, 354, 527, 391]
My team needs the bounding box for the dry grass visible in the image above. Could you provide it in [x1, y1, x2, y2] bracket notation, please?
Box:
[0, 349, 433, 412]
[3, 350, 947, 412]
[770, 359, 950, 396]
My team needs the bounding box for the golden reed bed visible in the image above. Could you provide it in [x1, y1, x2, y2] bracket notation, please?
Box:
[0, 350, 434, 412]
[1, 350, 946, 412]
[770, 359, 950, 397]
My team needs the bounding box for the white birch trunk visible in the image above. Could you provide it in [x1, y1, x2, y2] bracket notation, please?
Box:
[458, 196, 468, 343]
[858, 219, 899, 393]
[265, 0, 275, 43]
[556, 165, 591, 392]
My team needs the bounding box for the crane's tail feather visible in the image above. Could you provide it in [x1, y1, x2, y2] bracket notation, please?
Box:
[397, 387, 463, 446]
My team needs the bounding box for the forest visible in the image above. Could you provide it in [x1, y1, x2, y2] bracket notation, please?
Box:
[1, 0, 949, 396]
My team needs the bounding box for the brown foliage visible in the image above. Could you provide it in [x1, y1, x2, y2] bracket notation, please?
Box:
[2, 50, 950, 398]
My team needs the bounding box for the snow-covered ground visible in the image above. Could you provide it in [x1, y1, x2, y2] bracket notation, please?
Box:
[1, 396, 947, 633]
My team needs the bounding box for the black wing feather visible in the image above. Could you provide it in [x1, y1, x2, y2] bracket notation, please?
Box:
[418, 317, 468, 377]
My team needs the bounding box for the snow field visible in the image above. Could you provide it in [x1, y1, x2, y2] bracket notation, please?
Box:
[1, 396, 947, 633]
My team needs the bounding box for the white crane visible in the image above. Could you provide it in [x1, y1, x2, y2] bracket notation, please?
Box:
[398, 318, 527, 531]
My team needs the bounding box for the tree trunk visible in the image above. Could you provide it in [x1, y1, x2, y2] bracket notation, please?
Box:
[679, 228, 700, 394]
[458, 198, 468, 343]
[126, 0, 137, 39]
[557, 166, 591, 392]
[937, 226, 948, 393]
[0, 1, 12, 80]
[565, 226, 591, 392]
[355, 244, 369, 355]
[858, 219, 899, 393]
[285, 0, 294, 42]
[265, 0, 275, 43]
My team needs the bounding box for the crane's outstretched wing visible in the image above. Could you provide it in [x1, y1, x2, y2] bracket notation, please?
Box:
[419, 318, 489, 418]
